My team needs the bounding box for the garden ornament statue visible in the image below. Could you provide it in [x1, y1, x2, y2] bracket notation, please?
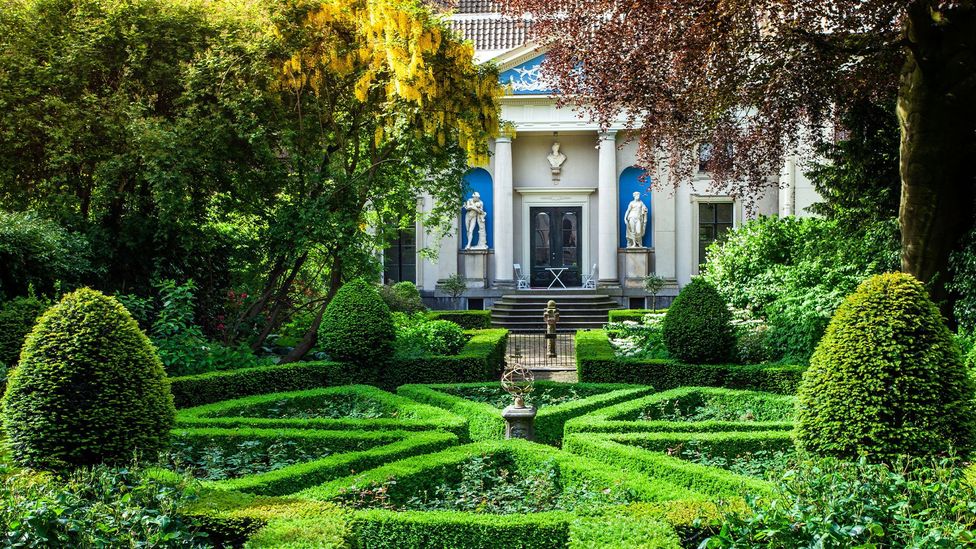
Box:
[501, 359, 536, 440]
[543, 300, 560, 358]
[547, 142, 566, 175]
[463, 192, 488, 250]
[625, 192, 648, 248]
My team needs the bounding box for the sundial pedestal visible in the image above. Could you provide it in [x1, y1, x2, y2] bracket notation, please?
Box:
[502, 405, 537, 441]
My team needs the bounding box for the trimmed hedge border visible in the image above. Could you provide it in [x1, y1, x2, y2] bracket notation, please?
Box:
[607, 309, 665, 323]
[159, 428, 457, 497]
[380, 329, 508, 389]
[169, 361, 367, 409]
[397, 382, 655, 445]
[564, 386, 795, 436]
[300, 439, 703, 503]
[576, 330, 804, 393]
[564, 432, 781, 499]
[175, 385, 468, 439]
[427, 310, 492, 329]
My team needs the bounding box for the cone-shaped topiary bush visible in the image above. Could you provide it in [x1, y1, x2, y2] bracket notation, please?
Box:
[796, 273, 976, 459]
[320, 279, 395, 371]
[661, 278, 735, 363]
[2, 288, 175, 471]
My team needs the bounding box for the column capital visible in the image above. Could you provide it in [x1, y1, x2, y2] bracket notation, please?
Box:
[597, 130, 618, 141]
[495, 136, 513, 144]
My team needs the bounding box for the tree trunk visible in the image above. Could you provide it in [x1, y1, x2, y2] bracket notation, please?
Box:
[898, 4, 976, 322]
[249, 253, 309, 351]
[279, 257, 343, 363]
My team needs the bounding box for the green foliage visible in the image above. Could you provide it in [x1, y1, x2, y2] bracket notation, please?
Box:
[398, 382, 654, 445]
[439, 273, 468, 300]
[394, 313, 467, 357]
[797, 273, 976, 459]
[606, 313, 669, 360]
[380, 328, 508, 390]
[2, 288, 175, 470]
[426, 310, 491, 329]
[0, 211, 93, 299]
[175, 385, 468, 439]
[576, 330, 804, 393]
[949, 227, 976, 333]
[0, 465, 206, 547]
[168, 437, 319, 481]
[701, 216, 898, 362]
[0, 295, 49, 366]
[662, 279, 735, 364]
[379, 282, 427, 314]
[703, 457, 976, 548]
[643, 273, 667, 311]
[150, 279, 269, 377]
[607, 309, 663, 323]
[320, 279, 395, 371]
[161, 428, 458, 497]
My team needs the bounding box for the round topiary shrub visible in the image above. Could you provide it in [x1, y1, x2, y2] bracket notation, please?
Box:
[0, 295, 49, 366]
[661, 278, 735, 364]
[796, 272, 976, 459]
[2, 288, 175, 471]
[320, 279, 395, 370]
[417, 319, 468, 356]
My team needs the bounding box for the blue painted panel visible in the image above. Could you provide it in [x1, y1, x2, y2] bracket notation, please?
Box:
[498, 55, 555, 95]
[461, 168, 493, 249]
[618, 167, 652, 248]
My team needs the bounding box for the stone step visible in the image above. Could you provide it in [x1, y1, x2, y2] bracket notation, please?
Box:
[490, 292, 619, 332]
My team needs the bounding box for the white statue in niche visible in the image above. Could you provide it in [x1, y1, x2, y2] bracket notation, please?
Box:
[547, 142, 566, 176]
[463, 192, 488, 250]
[624, 192, 648, 248]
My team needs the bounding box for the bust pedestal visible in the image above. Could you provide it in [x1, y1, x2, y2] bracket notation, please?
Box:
[502, 405, 537, 441]
[620, 248, 651, 289]
[459, 249, 490, 289]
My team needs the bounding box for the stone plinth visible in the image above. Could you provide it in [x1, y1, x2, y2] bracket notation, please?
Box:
[460, 249, 490, 288]
[502, 405, 537, 441]
[621, 248, 651, 288]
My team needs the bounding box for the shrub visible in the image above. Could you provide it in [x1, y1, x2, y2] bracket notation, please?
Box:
[0, 465, 205, 547]
[379, 281, 427, 314]
[703, 457, 976, 548]
[796, 273, 976, 459]
[0, 210, 93, 299]
[320, 279, 395, 371]
[2, 288, 176, 470]
[662, 279, 735, 364]
[949, 226, 976, 332]
[427, 310, 491, 329]
[0, 295, 49, 366]
[415, 320, 467, 356]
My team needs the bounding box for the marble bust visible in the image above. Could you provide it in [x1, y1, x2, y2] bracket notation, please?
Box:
[624, 192, 648, 248]
[463, 192, 487, 249]
[547, 142, 566, 175]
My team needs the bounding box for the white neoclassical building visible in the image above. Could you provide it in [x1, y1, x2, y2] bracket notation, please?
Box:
[382, 2, 821, 309]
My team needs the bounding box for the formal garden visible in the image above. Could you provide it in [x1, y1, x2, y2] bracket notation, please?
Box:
[3, 0, 976, 547]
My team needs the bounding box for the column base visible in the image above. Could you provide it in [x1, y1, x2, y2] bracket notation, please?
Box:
[494, 278, 516, 289]
[597, 278, 621, 289]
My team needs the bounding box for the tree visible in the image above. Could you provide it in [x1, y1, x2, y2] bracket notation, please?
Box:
[505, 0, 976, 319]
[188, 0, 504, 360]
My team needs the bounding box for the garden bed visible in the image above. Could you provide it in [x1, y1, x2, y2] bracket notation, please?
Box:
[564, 387, 795, 435]
[397, 382, 655, 444]
[176, 385, 468, 438]
[575, 330, 805, 393]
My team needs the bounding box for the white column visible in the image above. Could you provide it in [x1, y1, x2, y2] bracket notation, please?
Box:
[779, 155, 797, 217]
[493, 137, 514, 286]
[597, 131, 619, 285]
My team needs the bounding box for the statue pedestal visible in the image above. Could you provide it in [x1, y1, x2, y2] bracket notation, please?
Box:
[621, 248, 651, 289]
[460, 249, 490, 288]
[502, 405, 537, 441]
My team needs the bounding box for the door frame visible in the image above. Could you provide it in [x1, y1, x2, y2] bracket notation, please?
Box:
[516, 188, 594, 287]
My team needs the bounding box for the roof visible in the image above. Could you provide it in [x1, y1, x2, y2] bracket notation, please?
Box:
[449, 16, 529, 53]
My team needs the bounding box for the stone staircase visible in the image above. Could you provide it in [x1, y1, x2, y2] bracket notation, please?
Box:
[490, 291, 620, 332]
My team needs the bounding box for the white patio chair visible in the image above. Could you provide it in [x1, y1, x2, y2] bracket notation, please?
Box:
[581, 263, 598, 289]
[514, 264, 530, 290]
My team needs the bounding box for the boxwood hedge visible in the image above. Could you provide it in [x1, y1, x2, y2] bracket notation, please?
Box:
[576, 330, 804, 393]
[427, 310, 492, 329]
[176, 385, 468, 439]
[380, 329, 508, 390]
[564, 387, 795, 435]
[397, 382, 655, 445]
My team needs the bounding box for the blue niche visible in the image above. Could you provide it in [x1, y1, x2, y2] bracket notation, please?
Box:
[618, 167, 652, 248]
[498, 55, 555, 95]
[461, 168, 493, 249]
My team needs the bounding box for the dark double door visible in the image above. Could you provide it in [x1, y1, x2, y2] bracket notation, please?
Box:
[530, 206, 582, 287]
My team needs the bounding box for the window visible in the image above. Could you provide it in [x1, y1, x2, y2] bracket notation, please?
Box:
[383, 229, 417, 284]
[698, 202, 733, 266]
[698, 143, 713, 172]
